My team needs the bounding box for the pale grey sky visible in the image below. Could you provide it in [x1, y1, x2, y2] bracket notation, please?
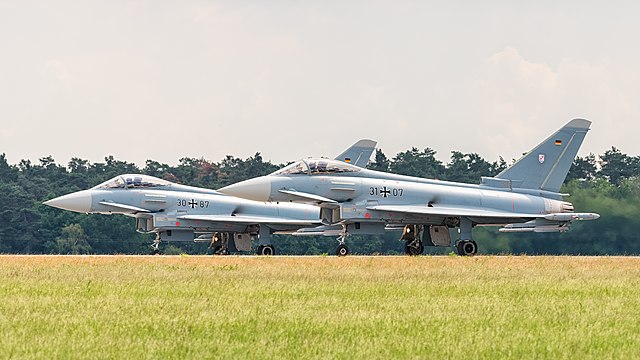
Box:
[1, 1, 638, 167]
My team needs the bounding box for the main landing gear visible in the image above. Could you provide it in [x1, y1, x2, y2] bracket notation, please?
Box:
[402, 225, 424, 256]
[209, 232, 230, 255]
[455, 218, 478, 256]
[456, 240, 478, 256]
[256, 245, 275, 256]
[255, 225, 275, 255]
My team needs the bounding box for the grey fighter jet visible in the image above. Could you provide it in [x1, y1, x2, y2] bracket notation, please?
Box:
[44, 174, 321, 255]
[43, 139, 377, 255]
[219, 119, 600, 256]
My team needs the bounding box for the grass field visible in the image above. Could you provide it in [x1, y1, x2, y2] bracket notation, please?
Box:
[1, 255, 639, 359]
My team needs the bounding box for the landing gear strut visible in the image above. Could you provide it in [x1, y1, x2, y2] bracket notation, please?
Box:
[455, 218, 478, 256]
[255, 225, 275, 255]
[402, 225, 424, 256]
[151, 236, 161, 255]
[209, 233, 230, 255]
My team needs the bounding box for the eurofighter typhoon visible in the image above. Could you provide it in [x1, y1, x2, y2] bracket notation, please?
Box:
[219, 119, 600, 256]
[43, 141, 377, 255]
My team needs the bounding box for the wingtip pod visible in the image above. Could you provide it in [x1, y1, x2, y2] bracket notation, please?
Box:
[543, 212, 600, 221]
[566, 118, 591, 130]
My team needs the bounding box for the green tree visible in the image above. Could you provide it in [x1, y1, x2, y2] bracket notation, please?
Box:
[599, 147, 639, 186]
[54, 224, 92, 254]
[390, 147, 445, 178]
[566, 154, 598, 182]
[367, 149, 391, 172]
[445, 151, 498, 183]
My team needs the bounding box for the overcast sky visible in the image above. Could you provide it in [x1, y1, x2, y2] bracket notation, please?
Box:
[1, 1, 638, 167]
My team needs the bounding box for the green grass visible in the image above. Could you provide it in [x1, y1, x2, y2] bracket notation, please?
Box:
[1, 256, 639, 359]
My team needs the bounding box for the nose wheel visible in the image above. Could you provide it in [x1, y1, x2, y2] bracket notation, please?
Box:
[336, 243, 349, 256]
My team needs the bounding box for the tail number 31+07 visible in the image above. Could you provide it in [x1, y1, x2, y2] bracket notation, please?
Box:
[370, 186, 403, 198]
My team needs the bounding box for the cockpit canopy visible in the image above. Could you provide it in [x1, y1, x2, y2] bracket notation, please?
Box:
[92, 174, 173, 190]
[271, 159, 362, 176]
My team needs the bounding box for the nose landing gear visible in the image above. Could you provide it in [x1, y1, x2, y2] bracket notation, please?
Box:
[336, 243, 349, 256]
[335, 226, 350, 256]
[151, 238, 161, 255]
[150, 233, 162, 255]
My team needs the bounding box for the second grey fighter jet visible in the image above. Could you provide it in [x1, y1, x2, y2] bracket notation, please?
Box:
[219, 119, 600, 256]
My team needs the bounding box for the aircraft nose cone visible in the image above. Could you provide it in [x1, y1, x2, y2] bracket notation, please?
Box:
[43, 190, 93, 213]
[219, 177, 271, 201]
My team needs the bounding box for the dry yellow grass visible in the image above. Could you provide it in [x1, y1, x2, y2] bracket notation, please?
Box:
[1, 255, 639, 359]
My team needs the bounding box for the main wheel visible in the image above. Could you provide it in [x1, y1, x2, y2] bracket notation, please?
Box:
[456, 240, 477, 256]
[336, 244, 349, 257]
[405, 240, 424, 256]
[259, 245, 275, 256]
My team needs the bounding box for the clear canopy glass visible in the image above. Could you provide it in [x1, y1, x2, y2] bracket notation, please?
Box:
[272, 161, 309, 175]
[271, 159, 361, 176]
[92, 174, 172, 189]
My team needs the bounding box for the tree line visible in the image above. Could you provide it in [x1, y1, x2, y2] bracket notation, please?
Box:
[1, 146, 639, 255]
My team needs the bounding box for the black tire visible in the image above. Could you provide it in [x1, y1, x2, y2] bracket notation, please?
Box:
[405, 241, 424, 256]
[260, 245, 275, 256]
[256, 245, 264, 255]
[457, 240, 477, 256]
[336, 244, 349, 257]
[471, 240, 478, 254]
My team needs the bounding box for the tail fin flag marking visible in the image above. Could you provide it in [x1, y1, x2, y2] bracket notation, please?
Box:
[334, 139, 377, 168]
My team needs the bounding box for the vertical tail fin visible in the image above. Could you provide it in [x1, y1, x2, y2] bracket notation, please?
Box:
[494, 119, 591, 193]
[334, 139, 377, 168]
